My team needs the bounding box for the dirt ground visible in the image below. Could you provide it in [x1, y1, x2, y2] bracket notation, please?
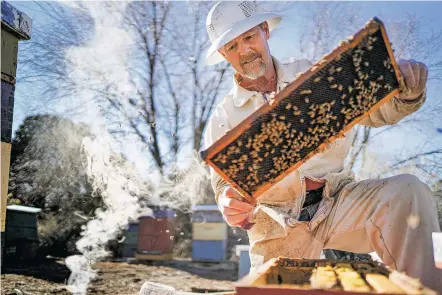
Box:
[1, 258, 237, 295]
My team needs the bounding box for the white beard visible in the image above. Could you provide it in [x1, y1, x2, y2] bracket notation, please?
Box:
[243, 62, 266, 80]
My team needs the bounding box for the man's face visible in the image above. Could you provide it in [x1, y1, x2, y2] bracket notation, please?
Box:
[219, 23, 272, 80]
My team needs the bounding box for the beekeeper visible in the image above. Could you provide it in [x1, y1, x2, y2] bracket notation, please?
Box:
[203, 1, 442, 292]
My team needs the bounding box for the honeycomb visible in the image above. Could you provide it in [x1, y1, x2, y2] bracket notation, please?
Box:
[257, 258, 437, 295]
[201, 18, 402, 200]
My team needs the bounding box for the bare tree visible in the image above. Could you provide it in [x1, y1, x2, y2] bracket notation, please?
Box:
[347, 14, 442, 173]
[16, 2, 94, 115]
[8, 115, 105, 255]
[17, 1, 229, 176]
[297, 2, 359, 62]
[292, 3, 442, 174]
[389, 149, 442, 176]
[157, 2, 229, 155]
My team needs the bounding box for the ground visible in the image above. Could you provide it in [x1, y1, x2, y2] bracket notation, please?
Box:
[1, 258, 236, 295]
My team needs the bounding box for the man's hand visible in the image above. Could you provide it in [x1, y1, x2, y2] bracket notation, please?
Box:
[397, 59, 428, 101]
[218, 186, 255, 229]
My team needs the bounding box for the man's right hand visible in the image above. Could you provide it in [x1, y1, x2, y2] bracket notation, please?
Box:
[218, 186, 255, 228]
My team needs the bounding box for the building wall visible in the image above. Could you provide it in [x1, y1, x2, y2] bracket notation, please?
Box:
[1, 0, 32, 263]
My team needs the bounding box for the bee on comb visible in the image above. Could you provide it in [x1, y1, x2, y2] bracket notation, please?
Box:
[201, 17, 403, 202]
[236, 258, 438, 295]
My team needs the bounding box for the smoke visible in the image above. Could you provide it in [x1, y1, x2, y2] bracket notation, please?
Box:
[65, 135, 153, 294]
[64, 137, 209, 294]
[155, 151, 210, 212]
[65, 256, 96, 295]
[50, 2, 210, 294]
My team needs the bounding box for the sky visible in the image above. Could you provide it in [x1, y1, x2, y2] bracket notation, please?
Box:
[271, 1, 442, 60]
[10, 1, 442, 127]
[7, 0, 442, 181]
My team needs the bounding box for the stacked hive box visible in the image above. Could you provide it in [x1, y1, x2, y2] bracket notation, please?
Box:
[119, 222, 139, 258]
[4, 205, 41, 261]
[191, 205, 227, 262]
[1, 1, 32, 263]
[135, 208, 175, 261]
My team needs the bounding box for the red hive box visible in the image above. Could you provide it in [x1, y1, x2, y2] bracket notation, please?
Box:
[135, 208, 175, 260]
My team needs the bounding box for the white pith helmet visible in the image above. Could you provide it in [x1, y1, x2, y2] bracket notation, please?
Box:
[205, 1, 282, 66]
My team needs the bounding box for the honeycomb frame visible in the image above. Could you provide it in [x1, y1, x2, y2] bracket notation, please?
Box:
[201, 18, 404, 202]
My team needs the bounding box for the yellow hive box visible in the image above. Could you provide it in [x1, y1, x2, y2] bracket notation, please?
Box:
[1, 142, 12, 232]
[192, 222, 227, 241]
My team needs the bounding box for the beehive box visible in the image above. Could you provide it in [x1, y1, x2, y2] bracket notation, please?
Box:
[192, 240, 227, 262]
[135, 209, 175, 261]
[191, 204, 228, 262]
[200, 17, 404, 202]
[236, 257, 438, 295]
[119, 222, 139, 258]
[192, 222, 227, 241]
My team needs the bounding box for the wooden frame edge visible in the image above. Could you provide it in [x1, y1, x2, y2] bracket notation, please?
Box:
[235, 257, 279, 287]
[380, 22, 404, 90]
[202, 19, 381, 161]
[206, 157, 254, 202]
[203, 17, 403, 201]
[252, 89, 399, 198]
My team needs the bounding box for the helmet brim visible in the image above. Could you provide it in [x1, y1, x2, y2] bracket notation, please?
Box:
[205, 13, 282, 66]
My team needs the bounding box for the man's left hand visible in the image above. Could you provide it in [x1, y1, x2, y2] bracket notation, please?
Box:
[397, 59, 428, 101]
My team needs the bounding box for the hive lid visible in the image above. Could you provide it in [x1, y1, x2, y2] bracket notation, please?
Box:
[192, 204, 219, 212]
[7, 204, 42, 213]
